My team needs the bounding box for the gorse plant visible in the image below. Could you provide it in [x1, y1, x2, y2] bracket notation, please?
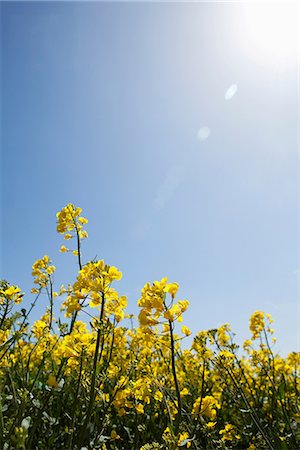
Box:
[0, 204, 299, 450]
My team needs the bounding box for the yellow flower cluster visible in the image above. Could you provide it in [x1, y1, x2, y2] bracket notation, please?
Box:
[61, 260, 126, 320]
[56, 203, 88, 254]
[192, 395, 219, 420]
[32, 255, 55, 288]
[138, 277, 189, 329]
[0, 284, 23, 305]
[249, 310, 265, 339]
[56, 203, 88, 236]
[219, 423, 241, 442]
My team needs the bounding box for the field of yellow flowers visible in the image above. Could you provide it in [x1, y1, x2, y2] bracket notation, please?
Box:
[0, 204, 299, 449]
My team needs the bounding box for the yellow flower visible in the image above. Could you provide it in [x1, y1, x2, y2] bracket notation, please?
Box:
[177, 299, 189, 312]
[138, 308, 158, 327]
[178, 431, 191, 448]
[110, 429, 120, 440]
[1, 285, 24, 304]
[47, 375, 58, 388]
[136, 403, 144, 414]
[163, 309, 175, 321]
[164, 282, 179, 297]
[78, 217, 88, 225]
[217, 324, 230, 346]
[3, 286, 20, 297]
[154, 390, 163, 402]
[46, 265, 56, 275]
[219, 423, 241, 442]
[180, 387, 189, 396]
[192, 396, 219, 420]
[249, 311, 265, 339]
[108, 266, 122, 281]
[182, 325, 192, 336]
[60, 245, 69, 252]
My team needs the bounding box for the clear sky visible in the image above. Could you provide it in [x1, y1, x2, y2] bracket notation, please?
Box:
[1, 1, 299, 354]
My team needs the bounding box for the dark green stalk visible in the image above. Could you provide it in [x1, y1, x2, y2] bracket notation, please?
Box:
[168, 319, 182, 430]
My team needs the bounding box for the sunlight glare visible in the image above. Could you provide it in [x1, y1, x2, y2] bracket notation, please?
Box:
[237, 3, 298, 70]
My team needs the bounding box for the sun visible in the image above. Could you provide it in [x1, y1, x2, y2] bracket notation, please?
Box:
[236, 2, 299, 70]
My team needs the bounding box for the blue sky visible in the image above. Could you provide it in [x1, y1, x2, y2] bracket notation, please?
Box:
[1, 2, 299, 354]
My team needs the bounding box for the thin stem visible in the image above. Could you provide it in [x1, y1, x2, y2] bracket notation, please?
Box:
[169, 319, 182, 430]
[74, 223, 82, 271]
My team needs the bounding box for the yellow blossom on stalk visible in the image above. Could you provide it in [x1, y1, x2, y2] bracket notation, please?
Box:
[180, 387, 189, 396]
[154, 390, 163, 402]
[182, 325, 192, 336]
[61, 260, 125, 320]
[243, 339, 253, 352]
[56, 204, 88, 256]
[217, 324, 230, 346]
[164, 282, 179, 298]
[110, 430, 120, 440]
[0, 285, 24, 305]
[163, 300, 190, 323]
[32, 256, 55, 287]
[62, 295, 81, 317]
[162, 426, 174, 445]
[178, 431, 191, 448]
[287, 352, 300, 368]
[47, 374, 58, 388]
[60, 245, 68, 253]
[106, 266, 122, 282]
[79, 230, 88, 239]
[163, 306, 178, 322]
[138, 308, 159, 327]
[192, 396, 219, 420]
[266, 313, 273, 323]
[249, 311, 265, 339]
[177, 300, 189, 312]
[31, 319, 49, 338]
[46, 265, 56, 275]
[219, 424, 241, 442]
[59, 285, 67, 295]
[0, 329, 10, 346]
[78, 217, 88, 225]
[56, 204, 83, 233]
[219, 350, 235, 366]
[136, 403, 144, 414]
